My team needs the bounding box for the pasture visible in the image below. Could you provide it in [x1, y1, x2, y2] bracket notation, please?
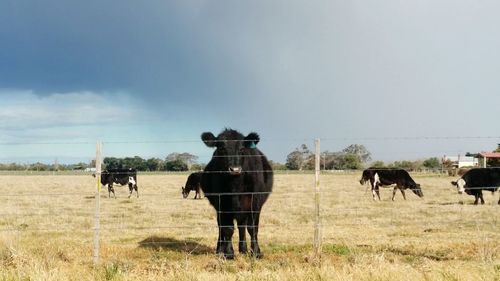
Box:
[0, 173, 499, 280]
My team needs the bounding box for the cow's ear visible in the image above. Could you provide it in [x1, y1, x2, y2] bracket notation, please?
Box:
[244, 132, 260, 148]
[451, 181, 457, 186]
[201, 132, 218, 147]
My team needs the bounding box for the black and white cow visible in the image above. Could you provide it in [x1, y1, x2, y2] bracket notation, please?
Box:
[360, 168, 423, 201]
[100, 168, 139, 198]
[182, 172, 203, 199]
[451, 168, 500, 205]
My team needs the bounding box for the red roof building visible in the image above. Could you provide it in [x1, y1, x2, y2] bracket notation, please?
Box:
[478, 151, 500, 167]
[479, 152, 500, 158]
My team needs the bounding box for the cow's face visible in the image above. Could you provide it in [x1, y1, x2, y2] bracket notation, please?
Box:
[412, 183, 424, 197]
[359, 177, 366, 185]
[181, 187, 189, 199]
[359, 170, 372, 185]
[451, 179, 466, 194]
[202, 130, 259, 176]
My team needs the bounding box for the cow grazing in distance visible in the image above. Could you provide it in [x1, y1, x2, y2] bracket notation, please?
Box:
[100, 168, 139, 198]
[451, 168, 500, 205]
[360, 168, 423, 201]
[201, 129, 273, 259]
[182, 172, 203, 199]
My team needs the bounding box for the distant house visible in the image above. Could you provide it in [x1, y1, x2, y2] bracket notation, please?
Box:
[477, 152, 500, 168]
[464, 144, 500, 168]
[443, 155, 478, 168]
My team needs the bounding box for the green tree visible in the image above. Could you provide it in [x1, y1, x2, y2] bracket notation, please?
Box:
[371, 161, 385, 168]
[487, 144, 500, 167]
[285, 144, 312, 170]
[29, 162, 49, 171]
[269, 160, 287, 171]
[145, 158, 163, 171]
[423, 157, 441, 169]
[322, 144, 372, 170]
[122, 156, 147, 170]
[338, 154, 363, 170]
[166, 152, 198, 170]
[190, 163, 205, 171]
[103, 157, 122, 170]
[342, 144, 371, 163]
[390, 160, 422, 171]
[322, 151, 342, 170]
[165, 159, 188, 171]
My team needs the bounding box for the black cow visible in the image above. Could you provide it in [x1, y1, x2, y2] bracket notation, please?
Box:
[201, 129, 273, 259]
[451, 168, 500, 205]
[182, 172, 203, 199]
[359, 168, 423, 200]
[100, 168, 139, 198]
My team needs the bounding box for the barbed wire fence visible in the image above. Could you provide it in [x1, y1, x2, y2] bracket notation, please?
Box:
[0, 136, 499, 266]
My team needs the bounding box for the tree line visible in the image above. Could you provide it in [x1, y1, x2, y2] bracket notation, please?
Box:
[1, 143, 498, 171]
[102, 153, 202, 172]
[0, 162, 88, 171]
[0, 153, 202, 172]
[284, 144, 449, 171]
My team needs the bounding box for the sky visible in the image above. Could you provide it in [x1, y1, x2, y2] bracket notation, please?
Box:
[1, 0, 499, 164]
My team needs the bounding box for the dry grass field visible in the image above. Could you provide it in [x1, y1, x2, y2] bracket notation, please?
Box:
[0, 172, 500, 280]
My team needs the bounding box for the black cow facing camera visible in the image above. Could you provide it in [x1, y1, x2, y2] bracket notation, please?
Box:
[201, 129, 273, 259]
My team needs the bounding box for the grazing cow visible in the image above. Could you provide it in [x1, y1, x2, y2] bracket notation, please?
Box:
[360, 168, 423, 200]
[182, 172, 203, 199]
[201, 129, 273, 259]
[100, 168, 139, 198]
[451, 168, 500, 205]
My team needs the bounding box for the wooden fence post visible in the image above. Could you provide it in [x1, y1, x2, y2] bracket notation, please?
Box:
[314, 138, 322, 260]
[93, 141, 102, 266]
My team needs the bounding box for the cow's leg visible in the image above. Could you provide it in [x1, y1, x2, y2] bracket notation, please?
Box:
[215, 212, 222, 254]
[219, 213, 235, 259]
[109, 184, 116, 199]
[473, 194, 479, 205]
[236, 216, 248, 254]
[371, 182, 378, 200]
[479, 191, 485, 205]
[370, 180, 377, 200]
[371, 187, 377, 200]
[375, 184, 381, 201]
[135, 184, 139, 198]
[247, 212, 263, 258]
[128, 183, 133, 198]
[392, 187, 397, 201]
[400, 187, 406, 200]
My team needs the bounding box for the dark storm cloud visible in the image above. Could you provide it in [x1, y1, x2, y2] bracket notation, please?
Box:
[0, 1, 213, 98]
[1, 1, 500, 162]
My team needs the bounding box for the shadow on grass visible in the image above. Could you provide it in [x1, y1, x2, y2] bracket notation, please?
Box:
[425, 201, 474, 206]
[138, 236, 213, 255]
